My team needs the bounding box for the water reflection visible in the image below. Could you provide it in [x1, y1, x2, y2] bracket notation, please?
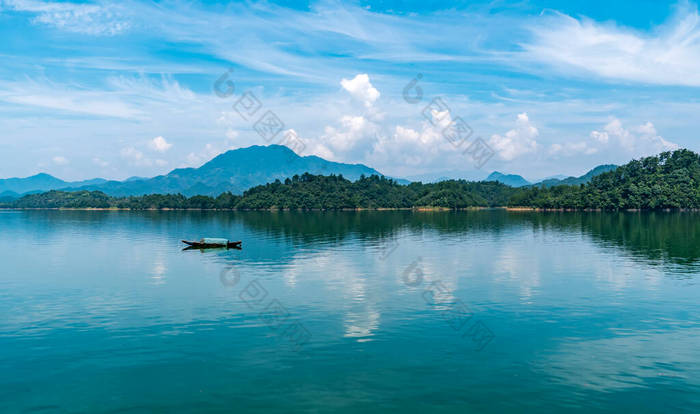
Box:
[2, 210, 700, 412]
[9, 209, 700, 270]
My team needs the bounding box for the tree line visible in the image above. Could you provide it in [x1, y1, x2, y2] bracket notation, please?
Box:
[3, 150, 700, 210]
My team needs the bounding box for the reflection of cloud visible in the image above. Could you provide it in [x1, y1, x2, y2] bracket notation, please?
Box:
[539, 329, 700, 392]
[492, 244, 541, 301]
[150, 261, 167, 285]
[344, 305, 380, 340]
[287, 248, 382, 340]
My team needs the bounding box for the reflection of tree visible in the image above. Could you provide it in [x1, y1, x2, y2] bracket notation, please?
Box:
[233, 210, 518, 244]
[510, 211, 700, 266]
[16, 209, 700, 268]
[237, 210, 700, 267]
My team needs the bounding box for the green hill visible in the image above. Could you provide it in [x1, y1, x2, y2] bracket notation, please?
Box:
[5, 150, 700, 211]
[510, 150, 700, 209]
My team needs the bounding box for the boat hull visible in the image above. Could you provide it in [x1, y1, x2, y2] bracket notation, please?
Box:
[182, 240, 242, 249]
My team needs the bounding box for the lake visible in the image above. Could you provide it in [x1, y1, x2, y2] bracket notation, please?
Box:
[1, 210, 699, 413]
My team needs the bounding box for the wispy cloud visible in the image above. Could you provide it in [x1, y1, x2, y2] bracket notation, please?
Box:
[0, 0, 698, 181]
[523, 1, 700, 86]
[3, 0, 130, 36]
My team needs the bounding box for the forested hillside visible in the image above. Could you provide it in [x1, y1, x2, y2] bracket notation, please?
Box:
[4, 150, 700, 211]
[510, 150, 700, 209]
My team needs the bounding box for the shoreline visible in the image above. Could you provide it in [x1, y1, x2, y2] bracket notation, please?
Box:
[2, 207, 699, 212]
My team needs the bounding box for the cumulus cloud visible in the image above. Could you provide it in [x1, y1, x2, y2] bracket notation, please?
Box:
[524, 3, 700, 86]
[323, 115, 374, 154]
[52, 155, 68, 165]
[589, 119, 678, 154]
[341, 74, 380, 107]
[377, 125, 435, 166]
[149, 136, 172, 152]
[549, 118, 679, 159]
[489, 113, 539, 161]
[369, 109, 462, 169]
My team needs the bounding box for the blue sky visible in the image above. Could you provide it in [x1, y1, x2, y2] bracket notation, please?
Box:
[1, 0, 699, 181]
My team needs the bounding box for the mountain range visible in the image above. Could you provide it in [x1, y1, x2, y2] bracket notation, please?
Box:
[0, 145, 389, 198]
[0, 145, 619, 199]
[533, 164, 618, 187]
[485, 164, 618, 188]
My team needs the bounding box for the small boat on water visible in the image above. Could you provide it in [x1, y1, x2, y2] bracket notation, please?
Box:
[182, 238, 242, 249]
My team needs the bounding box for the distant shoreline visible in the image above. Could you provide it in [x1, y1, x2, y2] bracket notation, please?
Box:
[2, 207, 699, 212]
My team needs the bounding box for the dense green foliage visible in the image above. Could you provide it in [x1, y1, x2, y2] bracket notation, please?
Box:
[510, 150, 700, 209]
[1, 174, 515, 210]
[3, 150, 700, 210]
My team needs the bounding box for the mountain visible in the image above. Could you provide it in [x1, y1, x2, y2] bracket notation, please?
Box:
[402, 170, 488, 183]
[0, 146, 616, 198]
[0, 190, 21, 202]
[65, 145, 392, 196]
[538, 174, 567, 181]
[0, 173, 66, 194]
[486, 171, 531, 187]
[0, 173, 107, 195]
[7, 150, 699, 211]
[534, 164, 618, 187]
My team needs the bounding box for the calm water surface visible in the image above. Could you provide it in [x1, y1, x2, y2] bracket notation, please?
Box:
[1, 210, 699, 413]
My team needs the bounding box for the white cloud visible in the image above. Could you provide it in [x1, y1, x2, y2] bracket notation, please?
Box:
[322, 115, 379, 161]
[225, 129, 239, 141]
[0, 89, 142, 119]
[341, 74, 380, 107]
[52, 155, 68, 165]
[4, 0, 130, 36]
[549, 118, 679, 159]
[489, 113, 539, 161]
[524, 3, 700, 86]
[549, 141, 598, 157]
[120, 146, 169, 168]
[183, 143, 228, 167]
[368, 110, 462, 170]
[589, 119, 678, 154]
[92, 157, 109, 167]
[120, 146, 150, 166]
[149, 136, 172, 152]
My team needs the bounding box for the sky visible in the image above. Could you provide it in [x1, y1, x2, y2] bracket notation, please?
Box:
[1, 0, 699, 181]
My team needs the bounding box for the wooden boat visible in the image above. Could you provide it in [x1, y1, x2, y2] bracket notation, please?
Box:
[182, 238, 242, 249]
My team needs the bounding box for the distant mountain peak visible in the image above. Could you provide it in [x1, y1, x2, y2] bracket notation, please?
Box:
[51, 144, 394, 197]
[533, 164, 618, 187]
[486, 171, 531, 187]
